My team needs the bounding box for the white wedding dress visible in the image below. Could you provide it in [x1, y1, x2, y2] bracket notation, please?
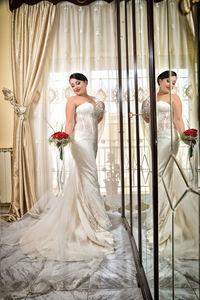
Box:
[0, 101, 115, 297]
[19, 101, 114, 261]
[142, 100, 199, 259]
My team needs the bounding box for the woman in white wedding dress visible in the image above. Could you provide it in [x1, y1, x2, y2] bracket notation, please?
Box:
[142, 70, 198, 259]
[0, 73, 114, 297]
[19, 72, 114, 261]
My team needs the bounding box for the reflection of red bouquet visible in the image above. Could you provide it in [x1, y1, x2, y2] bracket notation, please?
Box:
[180, 128, 198, 158]
[49, 131, 71, 160]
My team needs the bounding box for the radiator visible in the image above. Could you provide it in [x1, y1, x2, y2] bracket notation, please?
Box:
[0, 148, 12, 204]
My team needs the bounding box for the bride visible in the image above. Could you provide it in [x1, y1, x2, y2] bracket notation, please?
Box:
[142, 70, 199, 259]
[0, 73, 114, 262]
[0, 73, 115, 297]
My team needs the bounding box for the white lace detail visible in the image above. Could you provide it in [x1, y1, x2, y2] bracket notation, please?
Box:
[74, 103, 97, 138]
[95, 101, 105, 121]
[141, 97, 150, 118]
[157, 101, 174, 138]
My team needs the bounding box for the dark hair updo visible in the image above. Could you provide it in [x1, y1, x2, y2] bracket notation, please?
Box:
[69, 73, 88, 82]
[157, 70, 177, 85]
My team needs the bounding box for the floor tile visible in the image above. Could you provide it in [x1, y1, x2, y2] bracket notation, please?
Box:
[159, 288, 198, 300]
[89, 259, 137, 289]
[26, 290, 88, 300]
[88, 287, 143, 300]
[194, 289, 200, 299]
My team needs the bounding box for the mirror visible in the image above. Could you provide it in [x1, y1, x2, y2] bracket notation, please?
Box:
[135, 0, 154, 295]
[119, 0, 131, 226]
[153, 0, 200, 298]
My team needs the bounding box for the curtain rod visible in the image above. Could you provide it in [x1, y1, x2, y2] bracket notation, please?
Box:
[9, 0, 167, 12]
[9, 0, 114, 11]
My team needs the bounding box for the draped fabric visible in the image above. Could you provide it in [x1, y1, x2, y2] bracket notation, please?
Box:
[3, 2, 56, 221]
[30, 1, 121, 211]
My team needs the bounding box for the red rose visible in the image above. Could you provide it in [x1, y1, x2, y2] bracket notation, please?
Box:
[52, 132, 59, 139]
[52, 131, 69, 140]
[183, 130, 190, 136]
[190, 129, 198, 137]
[183, 129, 198, 137]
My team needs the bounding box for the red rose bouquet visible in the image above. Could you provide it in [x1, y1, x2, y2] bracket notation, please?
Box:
[180, 128, 198, 158]
[49, 131, 71, 160]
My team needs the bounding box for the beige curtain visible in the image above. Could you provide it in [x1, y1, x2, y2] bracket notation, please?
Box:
[4, 2, 56, 221]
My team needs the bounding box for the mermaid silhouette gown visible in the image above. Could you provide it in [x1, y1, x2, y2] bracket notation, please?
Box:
[1, 101, 114, 262]
[142, 99, 198, 259]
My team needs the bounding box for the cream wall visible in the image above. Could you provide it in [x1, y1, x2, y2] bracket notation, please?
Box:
[0, 0, 13, 148]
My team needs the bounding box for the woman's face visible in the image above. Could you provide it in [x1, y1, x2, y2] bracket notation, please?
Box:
[70, 78, 88, 96]
[159, 76, 177, 94]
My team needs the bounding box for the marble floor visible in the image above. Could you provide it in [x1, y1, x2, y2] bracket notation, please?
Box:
[0, 212, 144, 300]
[130, 209, 200, 300]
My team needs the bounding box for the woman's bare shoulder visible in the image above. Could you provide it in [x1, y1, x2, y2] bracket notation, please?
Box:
[172, 94, 182, 108]
[67, 96, 77, 106]
[173, 93, 181, 100]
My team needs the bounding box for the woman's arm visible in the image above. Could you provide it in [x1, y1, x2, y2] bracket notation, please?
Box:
[142, 114, 150, 123]
[141, 98, 150, 123]
[173, 94, 185, 134]
[65, 97, 76, 135]
[96, 101, 105, 123]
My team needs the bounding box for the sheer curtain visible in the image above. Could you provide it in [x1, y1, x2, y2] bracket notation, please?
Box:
[30, 0, 197, 212]
[30, 1, 122, 211]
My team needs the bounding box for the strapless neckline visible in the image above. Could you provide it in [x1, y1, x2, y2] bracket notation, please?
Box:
[157, 100, 171, 105]
[157, 100, 170, 105]
[76, 101, 97, 109]
[76, 102, 96, 110]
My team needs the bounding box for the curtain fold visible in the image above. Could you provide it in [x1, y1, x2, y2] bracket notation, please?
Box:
[5, 2, 56, 221]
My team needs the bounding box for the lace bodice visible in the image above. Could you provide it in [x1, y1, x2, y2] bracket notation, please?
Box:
[141, 99, 176, 139]
[73, 101, 105, 140]
[157, 101, 172, 138]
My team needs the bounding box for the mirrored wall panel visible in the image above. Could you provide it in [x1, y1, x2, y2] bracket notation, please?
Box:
[154, 0, 200, 299]
[116, 1, 199, 299]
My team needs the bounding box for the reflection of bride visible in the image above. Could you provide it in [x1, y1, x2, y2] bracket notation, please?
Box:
[0, 73, 115, 297]
[142, 70, 199, 259]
